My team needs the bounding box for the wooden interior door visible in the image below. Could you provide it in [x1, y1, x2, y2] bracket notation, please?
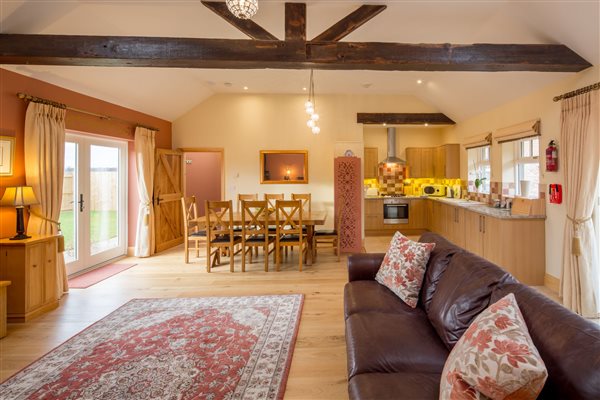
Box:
[154, 149, 184, 253]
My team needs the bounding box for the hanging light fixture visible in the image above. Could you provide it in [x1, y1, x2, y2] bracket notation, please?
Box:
[226, 0, 258, 19]
[304, 69, 321, 135]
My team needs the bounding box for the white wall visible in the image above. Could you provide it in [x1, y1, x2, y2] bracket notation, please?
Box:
[443, 66, 600, 279]
[173, 93, 440, 228]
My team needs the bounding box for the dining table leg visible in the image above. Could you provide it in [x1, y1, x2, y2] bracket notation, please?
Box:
[306, 225, 315, 265]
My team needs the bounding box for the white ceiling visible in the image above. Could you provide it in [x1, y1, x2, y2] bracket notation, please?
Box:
[1, 1, 598, 122]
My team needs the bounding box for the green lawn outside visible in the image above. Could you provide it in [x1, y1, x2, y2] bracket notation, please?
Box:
[59, 210, 118, 250]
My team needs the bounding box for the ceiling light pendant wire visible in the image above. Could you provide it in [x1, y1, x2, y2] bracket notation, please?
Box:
[226, 0, 258, 20]
[305, 69, 321, 135]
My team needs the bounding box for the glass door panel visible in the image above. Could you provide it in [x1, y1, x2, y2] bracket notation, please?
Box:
[63, 133, 127, 276]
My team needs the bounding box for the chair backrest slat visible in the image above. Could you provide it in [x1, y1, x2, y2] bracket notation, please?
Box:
[241, 200, 269, 239]
[206, 200, 234, 239]
[275, 200, 303, 237]
[265, 193, 284, 210]
[181, 196, 200, 236]
[292, 193, 311, 213]
[237, 193, 258, 212]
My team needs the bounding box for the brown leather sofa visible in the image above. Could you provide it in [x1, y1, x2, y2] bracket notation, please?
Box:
[344, 232, 600, 399]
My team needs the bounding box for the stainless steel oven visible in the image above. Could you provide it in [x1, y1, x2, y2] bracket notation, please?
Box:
[383, 198, 409, 224]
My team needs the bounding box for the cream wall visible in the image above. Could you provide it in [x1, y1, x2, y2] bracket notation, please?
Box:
[364, 126, 446, 163]
[443, 66, 600, 280]
[173, 93, 439, 229]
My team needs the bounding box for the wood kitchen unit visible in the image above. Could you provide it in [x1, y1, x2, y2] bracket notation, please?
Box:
[365, 197, 545, 285]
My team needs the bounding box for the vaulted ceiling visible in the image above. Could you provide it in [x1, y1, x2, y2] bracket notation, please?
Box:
[1, 1, 598, 122]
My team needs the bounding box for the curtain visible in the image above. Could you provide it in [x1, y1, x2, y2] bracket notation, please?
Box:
[134, 127, 156, 257]
[560, 90, 599, 318]
[24, 102, 68, 298]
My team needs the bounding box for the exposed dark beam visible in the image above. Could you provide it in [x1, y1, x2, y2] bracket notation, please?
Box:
[0, 34, 592, 72]
[201, 1, 277, 40]
[313, 5, 386, 42]
[357, 113, 455, 125]
[285, 3, 306, 41]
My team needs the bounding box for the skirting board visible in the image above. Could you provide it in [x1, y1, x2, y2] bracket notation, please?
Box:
[544, 273, 560, 293]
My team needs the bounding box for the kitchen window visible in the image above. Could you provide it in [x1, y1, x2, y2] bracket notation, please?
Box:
[468, 145, 491, 194]
[514, 137, 540, 197]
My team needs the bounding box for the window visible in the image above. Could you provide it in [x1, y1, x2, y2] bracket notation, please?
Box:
[467, 145, 491, 194]
[514, 137, 540, 197]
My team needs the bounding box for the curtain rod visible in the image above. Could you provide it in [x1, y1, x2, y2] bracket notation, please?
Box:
[553, 82, 600, 102]
[16, 92, 159, 132]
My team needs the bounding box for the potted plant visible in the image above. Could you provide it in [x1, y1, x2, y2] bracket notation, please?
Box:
[472, 161, 487, 192]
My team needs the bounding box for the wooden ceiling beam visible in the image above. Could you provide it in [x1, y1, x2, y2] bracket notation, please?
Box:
[0, 34, 591, 72]
[201, 1, 277, 40]
[313, 5, 386, 42]
[285, 3, 306, 41]
[357, 113, 456, 125]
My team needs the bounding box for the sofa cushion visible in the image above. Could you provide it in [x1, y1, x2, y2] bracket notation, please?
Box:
[440, 293, 547, 400]
[345, 311, 449, 379]
[427, 251, 515, 350]
[375, 232, 435, 308]
[491, 283, 600, 400]
[418, 233, 462, 313]
[344, 281, 417, 319]
[349, 372, 440, 400]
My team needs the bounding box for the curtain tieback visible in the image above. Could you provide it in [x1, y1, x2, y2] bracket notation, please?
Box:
[141, 201, 153, 226]
[566, 214, 592, 256]
[29, 210, 65, 253]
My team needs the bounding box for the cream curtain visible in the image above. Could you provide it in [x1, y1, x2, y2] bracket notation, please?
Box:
[24, 102, 68, 298]
[560, 90, 600, 318]
[134, 127, 156, 257]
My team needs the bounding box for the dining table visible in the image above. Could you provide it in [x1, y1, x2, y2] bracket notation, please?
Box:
[195, 210, 328, 266]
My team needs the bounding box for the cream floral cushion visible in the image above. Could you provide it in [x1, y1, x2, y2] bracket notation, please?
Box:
[440, 293, 548, 400]
[375, 232, 435, 308]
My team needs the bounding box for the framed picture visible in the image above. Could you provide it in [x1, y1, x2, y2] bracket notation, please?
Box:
[0, 136, 15, 176]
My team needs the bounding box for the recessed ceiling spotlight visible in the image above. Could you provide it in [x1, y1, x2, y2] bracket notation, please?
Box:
[417, 79, 423, 85]
[424, 123, 429, 127]
[302, 87, 307, 91]
[243, 86, 249, 90]
[383, 123, 387, 126]
[362, 83, 373, 89]
[224, 82, 232, 87]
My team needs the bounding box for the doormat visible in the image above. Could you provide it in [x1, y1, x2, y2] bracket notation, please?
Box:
[1, 295, 304, 399]
[68, 263, 137, 288]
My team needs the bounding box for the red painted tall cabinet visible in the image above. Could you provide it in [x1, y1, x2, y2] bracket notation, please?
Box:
[334, 156, 362, 253]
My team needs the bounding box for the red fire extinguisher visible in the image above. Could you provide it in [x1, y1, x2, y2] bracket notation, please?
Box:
[546, 140, 558, 172]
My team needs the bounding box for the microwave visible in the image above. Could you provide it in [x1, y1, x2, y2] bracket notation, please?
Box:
[422, 184, 446, 197]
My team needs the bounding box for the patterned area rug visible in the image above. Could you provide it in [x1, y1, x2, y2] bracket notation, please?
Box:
[1, 295, 304, 399]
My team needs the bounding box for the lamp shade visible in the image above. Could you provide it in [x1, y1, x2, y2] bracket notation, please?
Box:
[0, 186, 38, 207]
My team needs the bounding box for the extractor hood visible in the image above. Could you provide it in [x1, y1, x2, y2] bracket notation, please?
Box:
[381, 127, 406, 165]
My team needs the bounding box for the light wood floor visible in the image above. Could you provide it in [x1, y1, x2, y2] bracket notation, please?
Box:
[0, 245, 351, 399]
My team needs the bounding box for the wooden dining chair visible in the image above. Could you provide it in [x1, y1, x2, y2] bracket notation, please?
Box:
[275, 200, 308, 271]
[265, 193, 284, 210]
[292, 193, 311, 213]
[205, 200, 242, 273]
[237, 193, 258, 212]
[181, 196, 206, 264]
[241, 200, 275, 272]
[313, 204, 343, 261]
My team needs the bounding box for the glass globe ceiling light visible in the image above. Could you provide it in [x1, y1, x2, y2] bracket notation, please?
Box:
[304, 69, 321, 134]
[226, 0, 258, 19]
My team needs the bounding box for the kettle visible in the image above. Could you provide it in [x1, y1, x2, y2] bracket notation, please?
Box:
[446, 187, 453, 198]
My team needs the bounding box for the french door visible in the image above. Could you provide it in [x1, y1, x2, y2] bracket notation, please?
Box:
[60, 132, 127, 275]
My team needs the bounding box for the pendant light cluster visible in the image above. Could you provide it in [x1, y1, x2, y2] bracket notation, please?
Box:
[305, 69, 321, 135]
[226, 0, 258, 20]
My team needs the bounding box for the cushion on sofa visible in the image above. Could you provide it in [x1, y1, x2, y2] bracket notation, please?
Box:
[349, 372, 441, 400]
[427, 251, 516, 350]
[440, 293, 547, 400]
[344, 281, 417, 319]
[418, 232, 462, 313]
[491, 283, 600, 400]
[375, 232, 435, 308]
[345, 311, 449, 379]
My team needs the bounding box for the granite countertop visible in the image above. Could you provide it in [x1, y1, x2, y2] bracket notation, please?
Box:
[430, 197, 546, 220]
[364, 195, 428, 200]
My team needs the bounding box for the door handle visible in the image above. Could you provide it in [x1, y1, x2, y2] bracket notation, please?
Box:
[479, 215, 482, 233]
[482, 216, 485, 234]
[78, 194, 84, 212]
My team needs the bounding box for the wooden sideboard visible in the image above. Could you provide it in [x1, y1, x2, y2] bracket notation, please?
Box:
[0, 235, 59, 322]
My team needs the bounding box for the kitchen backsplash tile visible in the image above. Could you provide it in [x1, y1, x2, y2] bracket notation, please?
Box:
[377, 163, 406, 195]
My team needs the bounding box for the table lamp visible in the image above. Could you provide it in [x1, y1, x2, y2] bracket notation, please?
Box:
[0, 186, 38, 240]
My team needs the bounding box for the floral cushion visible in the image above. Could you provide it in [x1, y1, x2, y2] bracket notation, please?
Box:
[374, 232, 435, 308]
[440, 293, 548, 400]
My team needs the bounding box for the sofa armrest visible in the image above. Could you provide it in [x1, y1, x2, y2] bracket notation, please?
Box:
[347, 253, 385, 281]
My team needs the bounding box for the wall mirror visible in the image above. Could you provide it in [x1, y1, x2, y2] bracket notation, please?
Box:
[260, 150, 308, 184]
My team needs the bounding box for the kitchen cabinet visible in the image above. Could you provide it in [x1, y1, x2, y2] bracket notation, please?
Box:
[364, 147, 379, 179]
[0, 235, 59, 322]
[407, 199, 427, 230]
[406, 144, 458, 178]
[446, 205, 466, 247]
[365, 199, 384, 231]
